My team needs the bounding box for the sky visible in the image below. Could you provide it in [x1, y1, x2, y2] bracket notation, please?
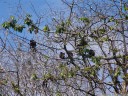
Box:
[0, 0, 65, 24]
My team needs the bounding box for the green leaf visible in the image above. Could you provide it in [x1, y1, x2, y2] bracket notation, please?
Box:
[2, 22, 10, 29]
[28, 27, 34, 33]
[9, 17, 17, 28]
[14, 25, 25, 32]
[2, 80, 8, 84]
[79, 17, 90, 23]
[10, 16, 15, 20]
[56, 26, 65, 33]
[43, 55, 49, 59]
[124, 4, 128, 11]
[99, 28, 106, 34]
[11, 82, 20, 93]
[114, 68, 121, 77]
[43, 25, 50, 32]
[108, 16, 114, 22]
[44, 73, 52, 80]
[84, 48, 90, 52]
[66, 19, 71, 26]
[91, 57, 101, 65]
[68, 70, 75, 78]
[84, 67, 91, 72]
[31, 74, 38, 80]
[24, 17, 32, 26]
[56, 92, 62, 96]
[101, 37, 109, 41]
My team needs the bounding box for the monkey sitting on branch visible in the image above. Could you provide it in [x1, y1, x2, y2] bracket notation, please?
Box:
[30, 40, 36, 52]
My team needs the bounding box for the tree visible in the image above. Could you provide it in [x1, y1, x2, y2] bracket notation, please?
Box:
[0, 0, 128, 95]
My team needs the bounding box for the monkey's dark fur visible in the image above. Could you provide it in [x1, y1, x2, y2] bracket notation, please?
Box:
[30, 40, 36, 52]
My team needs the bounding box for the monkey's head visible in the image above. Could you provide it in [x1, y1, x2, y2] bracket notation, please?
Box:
[88, 49, 95, 57]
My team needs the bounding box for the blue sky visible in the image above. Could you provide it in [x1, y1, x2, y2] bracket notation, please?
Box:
[0, 0, 65, 24]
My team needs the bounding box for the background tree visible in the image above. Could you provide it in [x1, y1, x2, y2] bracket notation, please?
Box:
[0, 0, 128, 96]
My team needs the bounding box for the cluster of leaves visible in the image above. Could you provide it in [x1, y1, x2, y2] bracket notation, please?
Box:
[2, 16, 25, 32]
[43, 25, 50, 32]
[2, 15, 52, 34]
[30, 73, 38, 80]
[11, 82, 22, 96]
[79, 17, 90, 24]
[56, 21, 66, 33]
[24, 15, 39, 34]
[58, 64, 77, 79]
[124, 3, 128, 11]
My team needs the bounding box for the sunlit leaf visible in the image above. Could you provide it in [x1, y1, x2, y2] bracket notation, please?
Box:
[114, 68, 121, 77]
[56, 91, 62, 96]
[24, 17, 32, 26]
[2, 22, 10, 29]
[43, 25, 50, 32]
[31, 73, 38, 80]
[79, 17, 90, 23]
[124, 3, 128, 11]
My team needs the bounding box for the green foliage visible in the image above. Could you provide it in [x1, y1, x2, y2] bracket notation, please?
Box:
[91, 56, 101, 65]
[83, 67, 92, 72]
[99, 28, 106, 34]
[43, 54, 49, 59]
[24, 15, 33, 26]
[80, 37, 88, 46]
[56, 91, 62, 96]
[79, 17, 90, 24]
[83, 67, 97, 77]
[113, 48, 118, 53]
[2, 16, 25, 33]
[28, 26, 35, 33]
[59, 66, 68, 79]
[108, 16, 114, 22]
[114, 68, 121, 77]
[66, 19, 71, 26]
[43, 73, 55, 81]
[58, 65, 77, 79]
[2, 16, 17, 29]
[43, 25, 50, 32]
[100, 37, 109, 41]
[2, 22, 10, 29]
[125, 56, 128, 60]
[68, 68, 77, 78]
[9, 17, 17, 28]
[84, 48, 90, 53]
[56, 21, 66, 33]
[2, 80, 8, 84]
[14, 25, 25, 32]
[31, 73, 38, 80]
[11, 82, 20, 93]
[124, 4, 128, 11]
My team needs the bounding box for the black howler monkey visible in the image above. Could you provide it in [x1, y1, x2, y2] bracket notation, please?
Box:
[89, 49, 95, 57]
[30, 40, 36, 52]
